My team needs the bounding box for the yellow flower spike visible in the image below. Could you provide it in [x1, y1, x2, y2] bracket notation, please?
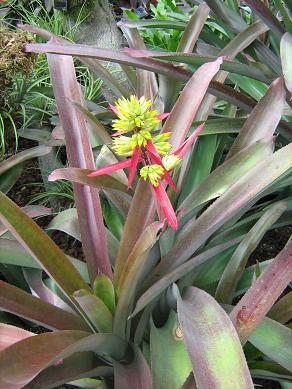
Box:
[152, 132, 172, 156]
[112, 95, 161, 134]
[131, 130, 152, 149]
[140, 164, 164, 187]
[162, 154, 182, 171]
[112, 136, 132, 157]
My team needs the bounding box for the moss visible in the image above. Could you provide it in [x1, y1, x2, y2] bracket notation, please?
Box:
[0, 28, 37, 107]
[68, 0, 98, 22]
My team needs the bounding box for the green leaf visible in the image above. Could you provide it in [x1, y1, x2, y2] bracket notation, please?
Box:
[151, 143, 292, 280]
[150, 311, 192, 389]
[0, 238, 89, 283]
[93, 275, 116, 315]
[177, 286, 254, 388]
[281, 33, 292, 93]
[215, 201, 287, 304]
[131, 238, 241, 318]
[180, 137, 274, 213]
[0, 192, 90, 297]
[0, 281, 89, 331]
[178, 134, 217, 204]
[249, 317, 292, 372]
[73, 289, 113, 333]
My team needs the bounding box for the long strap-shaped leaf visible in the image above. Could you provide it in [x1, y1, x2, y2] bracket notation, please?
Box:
[244, 0, 286, 38]
[227, 77, 285, 159]
[0, 281, 89, 331]
[0, 192, 90, 297]
[114, 222, 163, 339]
[215, 201, 287, 304]
[24, 353, 112, 389]
[0, 330, 89, 389]
[0, 324, 35, 352]
[148, 143, 292, 282]
[0, 330, 127, 389]
[47, 49, 111, 281]
[230, 240, 292, 344]
[177, 286, 254, 389]
[179, 137, 274, 213]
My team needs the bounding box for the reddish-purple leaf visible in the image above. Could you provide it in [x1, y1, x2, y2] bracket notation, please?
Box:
[0, 330, 89, 389]
[114, 347, 153, 389]
[114, 179, 156, 287]
[0, 324, 35, 352]
[227, 77, 285, 159]
[162, 57, 222, 149]
[244, 0, 285, 38]
[230, 240, 292, 344]
[0, 280, 90, 331]
[23, 353, 112, 389]
[47, 50, 111, 281]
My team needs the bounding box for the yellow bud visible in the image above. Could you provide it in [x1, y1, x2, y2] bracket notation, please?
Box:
[140, 164, 164, 187]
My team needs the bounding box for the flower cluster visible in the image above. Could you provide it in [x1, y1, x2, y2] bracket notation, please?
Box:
[88, 96, 204, 230]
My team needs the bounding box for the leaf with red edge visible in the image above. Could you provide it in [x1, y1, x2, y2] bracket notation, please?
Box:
[229, 240, 292, 344]
[0, 324, 35, 352]
[177, 286, 254, 389]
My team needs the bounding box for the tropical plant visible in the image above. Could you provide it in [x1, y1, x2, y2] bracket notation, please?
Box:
[0, 1, 292, 388]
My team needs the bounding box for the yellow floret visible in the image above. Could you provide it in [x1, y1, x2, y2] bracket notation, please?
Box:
[140, 164, 164, 187]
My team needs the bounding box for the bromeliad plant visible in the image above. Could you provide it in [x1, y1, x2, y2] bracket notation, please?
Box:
[0, 2, 292, 389]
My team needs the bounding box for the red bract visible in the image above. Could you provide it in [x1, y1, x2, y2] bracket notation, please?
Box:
[152, 183, 178, 230]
